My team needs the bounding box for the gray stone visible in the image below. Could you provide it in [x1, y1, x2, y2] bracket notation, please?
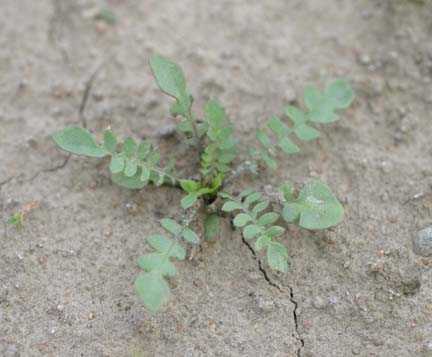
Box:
[413, 227, 432, 257]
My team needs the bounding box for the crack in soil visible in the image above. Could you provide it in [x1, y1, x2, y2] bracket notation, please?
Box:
[30, 154, 71, 182]
[241, 236, 305, 356]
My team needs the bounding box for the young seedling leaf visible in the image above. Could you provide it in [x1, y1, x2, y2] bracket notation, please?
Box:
[136, 141, 151, 160]
[182, 227, 200, 244]
[109, 157, 125, 174]
[149, 54, 188, 100]
[243, 192, 262, 207]
[243, 224, 261, 240]
[135, 272, 170, 312]
[221, 201, 243, 212]
[325, 79, 354, 109]
[255, 235, 271, 251]
[252, 201, 270, 214]
[180, 180, 200, 193]
[103, 130, 117, 153]
[122, 137, 136, 157]
[52, 127, 107, 157]
[111, 169, 148, 189]
[204, 214, 220, 242]
[146, 234, 186, 259]
[138, 253, 176, 276]
[265, 226, 285, 237]
[160, 218, 182, 235]
[304, 80, 354, 123]
[282, 180, 344, 229]
[233, 213, 251, 227]
[181, 192, 199, 209]
[124, 160, 138, 177]
[140, 166, 151, 183]
[267, 242, 289, 272]
[206, 100, 226, 128]
[257, 212, 279, 227]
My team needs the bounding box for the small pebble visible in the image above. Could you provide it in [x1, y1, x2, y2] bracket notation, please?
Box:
[413, 227, 432, 257]
[88, 312, 95, 320]
[57, 304, 64, 312]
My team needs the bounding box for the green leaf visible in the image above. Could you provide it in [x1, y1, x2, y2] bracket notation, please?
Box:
[257, 212, 279, 227]
[52, 127, 107, 157]
[218, 152, 236, 164]
[135, 272, 170, 312]
[103, 130, 117, 153]
[263, 152, 278, 169]
[206, 100, 226, 128]
[243, 224, 261, 240]
[277, 137, 300, 154]
[181, 192, 199, 209]
[122, 137, 136, 157]
[221, 201, 243, 212]
[294, 124, 320, 141]
[233, 213, 251, 227]
[111, 169, 148, 189]
[217, 138, 236, 150]
[265, 226, 285, 237]
[149, 54, 192, 116]
[268, 116, 289, 136]
[280, 182, 295, 202]
[182, 228, 200, 244]
[109, 156, 125, 174]
[282, 181, 344, 229]
[136, 141, 151, 160]
[6, 215, 21, 226]
[267, 242, 289, 272]
[160, 218, 182, 235]
[149, 54, 188, 100]
[197, 123, 209, 137]
[285, 106, 306, 125]
[257, 129, 272, 149]
[124, 160, 138, 177]
[304, 80, 354, 123]
[252, 201, 270, 214]
[244, 192, 262, 207]
[325, 79, 354, 109]
[255, 235, 271, 251]
[204, 214, 220, 242]
[148, 149, 160, 166]
[140, 166, 151, 183]
[239, 189, 254, 197]
[178, 120, 193, 132]
[180, 180, 200, 193]
[219, 192, 234, 200]
[146, 234, 186, 259]
[138, 253, 176, 276]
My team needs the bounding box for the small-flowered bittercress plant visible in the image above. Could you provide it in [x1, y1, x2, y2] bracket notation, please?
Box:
[52, 54, 354, 311]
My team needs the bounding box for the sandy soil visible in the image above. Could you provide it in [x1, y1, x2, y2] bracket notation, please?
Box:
[1, 0, 432, 356]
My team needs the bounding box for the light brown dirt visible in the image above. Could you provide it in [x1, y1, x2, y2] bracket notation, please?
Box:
[1, 0, 432, 356]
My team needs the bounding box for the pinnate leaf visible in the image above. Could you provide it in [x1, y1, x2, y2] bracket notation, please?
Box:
[282, 181, 344, 229]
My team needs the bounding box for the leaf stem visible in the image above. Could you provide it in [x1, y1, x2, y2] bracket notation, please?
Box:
[185, 109, 204, 153]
